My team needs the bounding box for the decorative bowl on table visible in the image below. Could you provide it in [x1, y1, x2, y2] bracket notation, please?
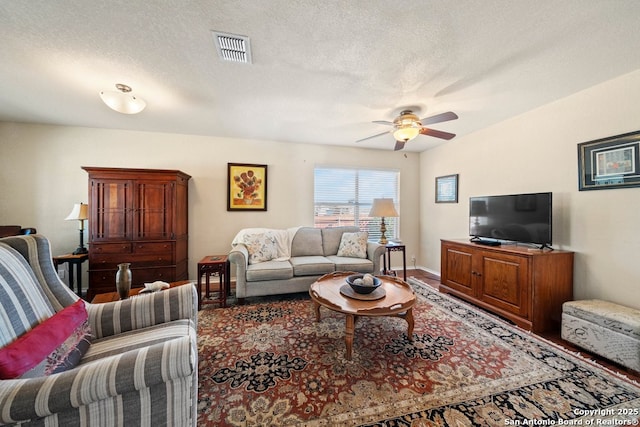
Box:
[346, 273, 381, 294]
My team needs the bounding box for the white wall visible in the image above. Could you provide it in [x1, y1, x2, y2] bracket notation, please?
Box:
[420, 69, 640, 309]
[0, 124, 420, 284]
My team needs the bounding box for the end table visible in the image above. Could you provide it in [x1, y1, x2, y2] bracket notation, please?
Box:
[53, 253, 89, 297]
[197, 255, 231, 309]
[382, 242, 406, 281]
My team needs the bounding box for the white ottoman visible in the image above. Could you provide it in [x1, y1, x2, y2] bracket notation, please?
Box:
[562, 299, 640, 372]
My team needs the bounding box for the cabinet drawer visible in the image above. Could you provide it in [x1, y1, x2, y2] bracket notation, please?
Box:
[90, 267, 176, 288]
[89, 254, 123, 270]
[131, 253, 174, 266]
[132, 267, 176, 284]
[90, 253, 174, 270]
[91, 242, 132, 254]
[133, 242, 174, 254]
[89, 269, 117, 287]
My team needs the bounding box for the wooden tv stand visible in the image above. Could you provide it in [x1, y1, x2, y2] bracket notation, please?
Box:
[440, 239, 574, 333]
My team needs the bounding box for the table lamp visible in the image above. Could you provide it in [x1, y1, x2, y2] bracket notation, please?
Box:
[369, 198, 399, 245]
[65, 203, 89, 255]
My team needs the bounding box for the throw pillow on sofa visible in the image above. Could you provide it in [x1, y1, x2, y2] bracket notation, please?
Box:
[0, 299, 91, 379]
[337, 231, 368, 258]
[244, 232, 279, 264]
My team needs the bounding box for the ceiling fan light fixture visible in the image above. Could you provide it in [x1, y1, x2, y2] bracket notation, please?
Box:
[393, 125, 420, 142]
[100, 83, 146, 114]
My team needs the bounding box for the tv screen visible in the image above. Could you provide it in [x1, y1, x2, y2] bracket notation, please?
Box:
[469, 192, 552, 247]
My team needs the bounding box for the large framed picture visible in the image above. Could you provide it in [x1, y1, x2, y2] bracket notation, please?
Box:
[435, 174, 459, 203]
[578, 130, 640, 191]
[227, 163, 268, 211]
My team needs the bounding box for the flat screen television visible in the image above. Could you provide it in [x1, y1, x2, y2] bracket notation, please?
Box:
[469, 192, 552, 248]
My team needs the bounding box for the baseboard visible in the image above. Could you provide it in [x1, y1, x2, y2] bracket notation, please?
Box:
[387, 265, 441, 280]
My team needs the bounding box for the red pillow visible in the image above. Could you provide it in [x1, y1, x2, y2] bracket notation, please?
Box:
[0, 299, 91, 379]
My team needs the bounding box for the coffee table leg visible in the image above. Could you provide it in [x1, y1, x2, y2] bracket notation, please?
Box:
[405, 308, 414, 341]
[312, 301, 321, 321]
[345, 314, 355, 360]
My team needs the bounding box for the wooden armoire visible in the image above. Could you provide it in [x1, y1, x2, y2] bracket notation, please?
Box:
[82, 167, 191, 299]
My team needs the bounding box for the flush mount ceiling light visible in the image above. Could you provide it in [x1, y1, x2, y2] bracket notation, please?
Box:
[99, 83, 146, 114]
[393, 125, 420, 142]
[392, 110, 421, 142]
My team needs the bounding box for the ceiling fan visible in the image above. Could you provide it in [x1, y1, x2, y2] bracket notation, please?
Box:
[357, 109, 459, 151]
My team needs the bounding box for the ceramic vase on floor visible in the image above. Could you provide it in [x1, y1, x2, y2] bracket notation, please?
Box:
[116, 262, 132, 300]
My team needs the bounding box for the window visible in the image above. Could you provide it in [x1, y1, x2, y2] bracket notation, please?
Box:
[314, 166, 400, 241]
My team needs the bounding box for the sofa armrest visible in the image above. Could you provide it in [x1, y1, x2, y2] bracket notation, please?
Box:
[367, 242, 385, 274]
[86, 283, 197, 338]
[0, 335, 195, 425]
[228, 244, 249, 299]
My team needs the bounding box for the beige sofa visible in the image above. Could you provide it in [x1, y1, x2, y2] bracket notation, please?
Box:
[229, 226, 385, 303]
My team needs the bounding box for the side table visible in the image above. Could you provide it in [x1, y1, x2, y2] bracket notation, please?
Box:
[382, 242, 406, 281]
[197, 255, 231, 309]
[53, 253, 89, 297]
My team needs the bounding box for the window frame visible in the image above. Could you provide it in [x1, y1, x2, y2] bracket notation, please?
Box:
[313, 166, 400, 241]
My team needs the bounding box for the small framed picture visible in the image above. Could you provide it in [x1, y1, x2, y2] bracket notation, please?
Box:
[435, 174, 458, 203]
[227, 163, 268, 211]
[578, 130, 640, 191]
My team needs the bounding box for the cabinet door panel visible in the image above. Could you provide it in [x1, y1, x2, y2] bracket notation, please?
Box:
[480, 254, 529, 317]
[135, 181, 174, 240]
[443, 247, 474, 294]
[90, 179, 133, 242]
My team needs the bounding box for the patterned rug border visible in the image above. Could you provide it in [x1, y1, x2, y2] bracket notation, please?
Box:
[407, 277, 640, 388]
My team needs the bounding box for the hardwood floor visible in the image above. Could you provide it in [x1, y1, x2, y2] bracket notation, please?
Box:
[406, 268, 640, 383]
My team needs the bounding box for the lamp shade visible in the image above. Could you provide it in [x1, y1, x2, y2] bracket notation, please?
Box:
[100, 83, 146, 114]
[369, 198, 398, 218]
[65, 203, 89, 221]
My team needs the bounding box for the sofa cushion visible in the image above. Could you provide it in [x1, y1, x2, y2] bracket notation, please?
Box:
[336, 231, 368, 258]
[327, 256, 374, 274]
[290, 256, 335, 276]
[291, 227, 323, 257]
[0, 299, 91, 379]
[321, 226, 359, 256]
[246, 260, 294, 282]
[0, 243, 56, 347]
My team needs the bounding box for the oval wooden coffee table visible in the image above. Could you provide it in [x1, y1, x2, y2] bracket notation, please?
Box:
[309, 271, 416, 360]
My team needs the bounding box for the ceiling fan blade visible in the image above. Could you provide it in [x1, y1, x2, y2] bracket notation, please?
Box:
[420, 127, 456, 140]
[372, 120, 394, 126]
[394, 140, 406, 151]
[420, 111, 458, 125]
[356, 130, 391, 143]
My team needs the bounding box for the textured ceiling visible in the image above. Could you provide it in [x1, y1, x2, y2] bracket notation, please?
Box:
[1, 1, 640, 152]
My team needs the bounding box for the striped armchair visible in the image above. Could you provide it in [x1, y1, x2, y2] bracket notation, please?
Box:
[0, 235, 198, 426]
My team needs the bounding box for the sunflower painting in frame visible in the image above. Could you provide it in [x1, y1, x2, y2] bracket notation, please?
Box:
[227, 163, 267, 211]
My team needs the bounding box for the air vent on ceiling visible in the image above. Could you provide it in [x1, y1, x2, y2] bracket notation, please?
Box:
[212, 31, 252, 64]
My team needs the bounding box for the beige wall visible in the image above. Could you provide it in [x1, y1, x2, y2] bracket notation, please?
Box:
[420, 69, 640, 309]
[0, 124, 420, 283]
[2, 70, 639, 308]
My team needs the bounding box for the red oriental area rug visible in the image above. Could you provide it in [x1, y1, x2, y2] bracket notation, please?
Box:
[197, 278, 640, 426]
